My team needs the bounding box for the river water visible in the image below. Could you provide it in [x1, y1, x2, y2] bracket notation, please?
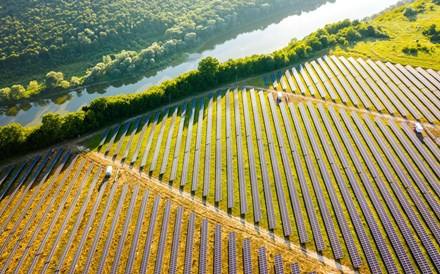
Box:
[0, 0, 401, 126]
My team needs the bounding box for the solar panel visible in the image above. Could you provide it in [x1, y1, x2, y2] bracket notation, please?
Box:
[258, 90, 292, 236]
[258, 247, 269, 274]
[169, 206, 184, 274]
[97, 184, 129, 273]
[180, 99, 196, 186]
[170, 101, 188, 181]
[242, 239, 253, 274]
[150, 107, 172, 171]
[285, 70, 297, 92]
[228, 232, 237, 274]
[139, 195, 161, 274]
[104, 124, 121, 157]
[292, 67, 308, 95]
[113, 120, 131, 158]
[154, 200, 172, 274]
[215, 90, 223, 202]
[97, 128, 110, 150]
[225, 90, 234, 209]
[124, 190, 150, 274]
[184, 212, 196, 274]
[214, 225, 222, 274]
[242, 89, 262, 222]
[234, 89, 247, 214]
[131, 113, 155, 164]
[121, 116, 142, 160]
[274, 254, 284, 274]
[198, 219, 209, 274]
[250, 89, 276, 229]
[141, 108, 167, 169]
[191, 96, 205, 191]
[159, 104, 180, 174]
[203, 93, 214, 197]
[290, 262, 300, 274]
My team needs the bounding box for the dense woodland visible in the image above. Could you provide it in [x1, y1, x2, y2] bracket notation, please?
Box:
[0, 18, 388, 159]
[0, 0, 329, 95]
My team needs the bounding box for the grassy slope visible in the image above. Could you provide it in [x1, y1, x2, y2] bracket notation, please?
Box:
[332, 0, 440, 70]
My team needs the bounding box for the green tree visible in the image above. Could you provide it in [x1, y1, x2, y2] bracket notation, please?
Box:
[198, 56, 219, 85]
[45, 71, 65, 89]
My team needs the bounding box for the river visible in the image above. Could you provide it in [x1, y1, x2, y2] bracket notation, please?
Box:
[0, 0, 401, 126]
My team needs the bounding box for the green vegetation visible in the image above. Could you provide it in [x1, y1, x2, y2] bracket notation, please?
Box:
[0, 0, 328, 99]
[1, 0, 439, 160]
[332, 0, 440, 69]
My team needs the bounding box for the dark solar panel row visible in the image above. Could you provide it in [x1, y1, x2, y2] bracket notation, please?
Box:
[149, 107, 172, 171]
[226, 90, 234, 209]
[268, 97, 308, 241]
[332, 108, 398, 273]
[0, 160, 27, 200]
[154, 200, 172, 274]
[292, 67, 308, 95]
[203, 93, 214, 197]
[387, 120, 440, 212]
[242, 238, 253, 274]
[1, 158, 51, 268]
[323, 56, 339, 75]
[124, 190, 150, 274]
[122, 117, 142, 160]
[170, 101, 188, 180]
[385, 62, 439, 122]
[234, 90, 247, 214]
[298, 103, 343, 259]
[340, 110, 409, 274]
[97, 184, 129, 273]
[214, 225, 222, 274]
[416, 67, 440, 91]
[307, 102, 362, 266]
[44, 163, 95, 273]
[274, 254, 284, 274]
[349, 57, 395, 113]
[288, 102, 325, 251]
[249, 89, 276, 229]
[374, 61, 423, 120]
[285, 70, 297, 93]
[375, 118, 425, 188]
[113, 120, 131, 158]
[191, 97, 205, 191]
[0, 149, 54, 233]
[141, 109, 167, 168]
[0, 151, 70, 268]
[424, 137, 440, 162]
[427, 68, 440, 82]
[356, 58, 400, 114]
[362, 115, 432, 273]
[278, 102, 309, 243]
[268, 95, 307, 240]
[110, 185, 140, 273]
[55, 165, 102, 272]
[406, 65, 437, 92]
[131, 112, 155, 164]
[139, 195, 161, 274]
[334, 74, 359, 105]
[228, 232, 237, 274]
[330, 55, 370, 108]
[97, 128, 110, 151]
[322, 79, 338, 101]
[394, 64, 440, 118]
[303, 64, 322, 97]
[104, 125, 121, 157]
[318, 104, 374, 269]
[184, 212, 196, 274]
[257, 90, 291, 236]
[159, 104, 180, 174]
[340, 56, 384, 111]
[290, 262, 300, 274]
[399, 123, 440, 191]
[180, 99, 196, 186]
[316, 58, 343, 101]
[318, 109, 380, 273]
[215, 91, 223, 202]
[258, 247, 269, 274]
[241, 89, 262, 222]
[199, 219, 209, 274]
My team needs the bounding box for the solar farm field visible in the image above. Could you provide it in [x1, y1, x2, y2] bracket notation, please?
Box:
[0, 151, 330, 273]
[1, 55, 439, 273]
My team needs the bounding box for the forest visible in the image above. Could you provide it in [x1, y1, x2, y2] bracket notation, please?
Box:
[0, 0, 329, 100]
[0, 19, 388, 159]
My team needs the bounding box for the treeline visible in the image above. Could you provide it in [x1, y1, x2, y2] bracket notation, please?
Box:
[0, 0, 326, 87]
[0, 19, 388, 159]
